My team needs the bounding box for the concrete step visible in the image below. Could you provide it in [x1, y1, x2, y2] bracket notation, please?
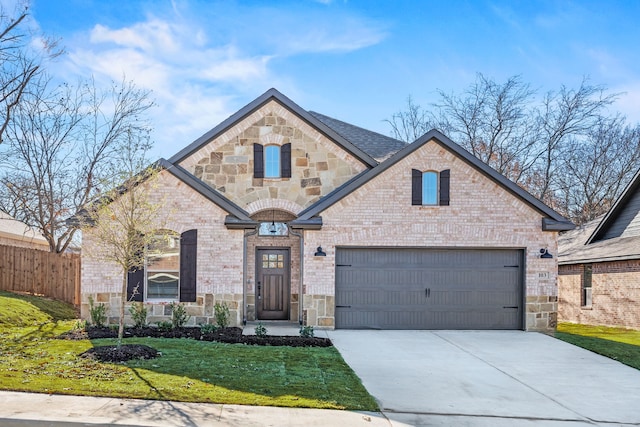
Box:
[242, 321, 302, 336]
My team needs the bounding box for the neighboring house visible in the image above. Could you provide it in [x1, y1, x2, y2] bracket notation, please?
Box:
[0, 211, 49, 250]
[81, 89, 573, 332]
[558, 170, 640, 329]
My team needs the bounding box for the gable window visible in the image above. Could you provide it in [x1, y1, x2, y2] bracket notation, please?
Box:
[581, 264, 592, 307]
[127, 229, 197, 303]
[422, 171, 438, 205]
[146, 232, 180, 300]
[253, 143, 291, 179]
[264, 145, 281, 178]
[412, 169, 450, 206]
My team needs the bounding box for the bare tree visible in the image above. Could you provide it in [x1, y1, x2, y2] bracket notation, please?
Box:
[386, 96, 431, 143]
[0, 1, 60, 143]
[0, 75, 154, 252]
[557, 117, 640, 225]
[532, 80, 618, 204]
[386, 74, 626, 223]
[81, 140, 165, 344]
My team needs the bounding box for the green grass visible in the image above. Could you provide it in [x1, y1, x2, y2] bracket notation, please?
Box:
[0, 290, 378, 410]
[555, 322, 640, 370]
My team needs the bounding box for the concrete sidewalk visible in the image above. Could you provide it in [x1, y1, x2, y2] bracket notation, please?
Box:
[0, 390, 391, 426]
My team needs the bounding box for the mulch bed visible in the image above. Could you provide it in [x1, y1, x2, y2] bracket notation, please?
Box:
[80, 344, 158, 362]
[62, 326, 332, 362]
[61, 326, 332, 347]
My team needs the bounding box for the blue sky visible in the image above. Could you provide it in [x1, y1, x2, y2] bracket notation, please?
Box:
[20, 0, 640, 159]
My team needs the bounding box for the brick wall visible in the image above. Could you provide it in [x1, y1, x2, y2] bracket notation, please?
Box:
[558, 260, 640, 329]
[302, 139, 559, 332]
[82, 110, 561, 332]
[81, 170, 246, 326]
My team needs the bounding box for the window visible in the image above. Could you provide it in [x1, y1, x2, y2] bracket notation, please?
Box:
[411, 169, 450, 206]
[264, 145, 280, 178]
[422, 171, 438, 205]
[126, 229, 198, 303]
[581, 264, 592, 307]
[253, 143, 291, 178]
[262, 253, 285, 269]
[146, 232, 180, 300]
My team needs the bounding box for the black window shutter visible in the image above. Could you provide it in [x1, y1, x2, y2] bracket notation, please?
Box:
[411, 169, 422, 205]
[127, 267, 144, 302]
[180, 229, 197, 302]
[439, 169, 450, 206]
[253, 144, 264, 178]
[281, 143, 291, 178]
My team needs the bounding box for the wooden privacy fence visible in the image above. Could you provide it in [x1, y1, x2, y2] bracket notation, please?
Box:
[0, 244, 81, 306]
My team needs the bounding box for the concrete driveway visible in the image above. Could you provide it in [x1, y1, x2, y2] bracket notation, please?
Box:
[325, 330, 640, 426]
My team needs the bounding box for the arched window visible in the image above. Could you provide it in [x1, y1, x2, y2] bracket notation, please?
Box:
[422, 171, 438, 205]
[264, 145, 281, 178]
[145, 231, 180, 300]
[411, 169, 450, 206]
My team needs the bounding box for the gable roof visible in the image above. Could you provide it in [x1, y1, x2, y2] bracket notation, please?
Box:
[557, 216, 640, 264]
[169, 88, 378, 168]
[294, 129, 573, 231]
[559, 167, 640, 265]
[308, 112, 406, 162]
[587, 167, 640, 244]
[0, 210, 49, 247]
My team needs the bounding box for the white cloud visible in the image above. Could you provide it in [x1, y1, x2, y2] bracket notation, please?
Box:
[41, 2, 387, 158]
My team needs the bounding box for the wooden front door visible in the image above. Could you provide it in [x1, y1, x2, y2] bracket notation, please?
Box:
[256, 248, 290, 320]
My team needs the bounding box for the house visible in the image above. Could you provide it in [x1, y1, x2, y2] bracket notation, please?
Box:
[81, 89, 573, 332]
[0, 210, 49, 250]
[558, 169, 640, 329]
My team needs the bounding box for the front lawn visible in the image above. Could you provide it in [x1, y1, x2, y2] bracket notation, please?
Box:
[555, 322, 640, 370]
[0, 291, 378, 410]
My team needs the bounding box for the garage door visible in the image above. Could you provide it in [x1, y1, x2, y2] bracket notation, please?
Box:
[335, 248, 524, 330]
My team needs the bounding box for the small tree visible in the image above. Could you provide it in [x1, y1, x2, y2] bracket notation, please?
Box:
[80, 139, 165, 345]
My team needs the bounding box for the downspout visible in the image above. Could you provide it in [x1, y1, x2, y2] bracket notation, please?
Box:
[288, 226, 304, 325]
[243, 227, 258, 325]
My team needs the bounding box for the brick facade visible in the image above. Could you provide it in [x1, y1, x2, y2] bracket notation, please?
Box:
[81, 171, 246, 326]
[301, 139, 559, 332]
[81, 99, 562, 333]
[558, 260, 640, 329]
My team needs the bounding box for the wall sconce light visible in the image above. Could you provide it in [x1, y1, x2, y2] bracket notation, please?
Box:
[314, 246, 326, 257]
[539, 248, 553, 259]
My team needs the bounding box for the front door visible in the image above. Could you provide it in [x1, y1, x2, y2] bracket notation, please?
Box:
[256, 248, 290, 320]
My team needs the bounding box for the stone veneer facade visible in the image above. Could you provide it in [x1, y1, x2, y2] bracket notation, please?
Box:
[558, 261, 640, 329]
[178, 100, 368, 210]
[81, 100, 562, 333]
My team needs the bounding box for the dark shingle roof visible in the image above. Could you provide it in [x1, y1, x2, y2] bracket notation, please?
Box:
[558, 216, 640, 264]
[309, 111, 406, 162]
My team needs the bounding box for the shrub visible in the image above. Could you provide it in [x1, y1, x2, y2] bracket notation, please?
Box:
[214, 302, 230, 328]
[129, 302, 148, 328]
[88, 296, 107, 328]
[254, 322, 267, 338]
[157, 321, 172, 332]
[200, 323, 218, 334]
[299, 325, 315, 338]
[169, 302, 190, 328]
